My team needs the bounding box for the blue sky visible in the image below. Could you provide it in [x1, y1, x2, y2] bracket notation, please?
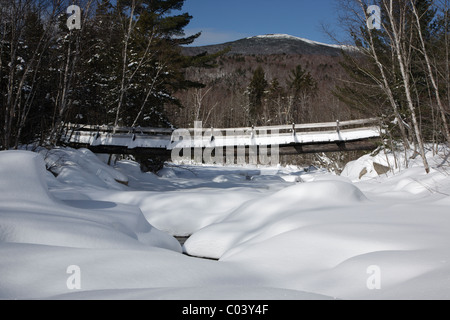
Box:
[180, 0, 346, 46]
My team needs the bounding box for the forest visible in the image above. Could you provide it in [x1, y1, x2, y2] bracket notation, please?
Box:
[1, 0, 449, 173]
[0, 0, 222, 150]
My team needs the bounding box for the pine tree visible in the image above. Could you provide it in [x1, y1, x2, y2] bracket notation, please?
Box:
[79, 0, 121, 125]
[267, 78, 286, 125]
[288, 65, 317, 123]
[248, 66, 268, 125]
[112, 0, 203, 128]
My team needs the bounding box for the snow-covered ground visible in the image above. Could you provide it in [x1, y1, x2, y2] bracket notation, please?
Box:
[0, 145, 449, 300]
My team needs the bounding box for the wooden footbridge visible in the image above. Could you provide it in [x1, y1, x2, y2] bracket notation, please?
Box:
[61, 118, 382, 167]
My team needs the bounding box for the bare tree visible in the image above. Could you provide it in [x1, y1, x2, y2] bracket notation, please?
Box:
[382, 0, 430, 173]
[131, 59, 165, 128]
[328, 0, 413, 150]
[1, 0, 67, 149]
[410, 0, 450, 145]
[114, 0, 138, 129]
[445, 0, 450, 109]
[49, 0, 95, 145]
[193, 87, 212, 122]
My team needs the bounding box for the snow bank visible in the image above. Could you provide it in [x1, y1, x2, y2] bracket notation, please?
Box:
[0, 150, 317, 300]
[341, 145, 449, 182]
[0, 151, 54, 206]
[184, 181, 367, 259]
[0, 150, 180, 252]
[182, 146, 450, 299]
[184, 174, 450, 299]
[0, 242, 319, 300]
[51, 286, 331, 300]
[2, 145, 449, 300]
[342, 146, 450, 199]
[219, 201, 450, 300]
[89, 163, 294, 236]
[39, 147, 129, 190]
[91, 187, 268, 236]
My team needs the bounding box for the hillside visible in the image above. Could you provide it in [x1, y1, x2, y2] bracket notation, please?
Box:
[168, 34, 362, 134]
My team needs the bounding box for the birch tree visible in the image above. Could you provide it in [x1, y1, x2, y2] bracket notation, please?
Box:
[113, 0, 138, 129]
[410, 0, 450, 145]
[382, 0, 430, 172]
[336, 0, 411, 149]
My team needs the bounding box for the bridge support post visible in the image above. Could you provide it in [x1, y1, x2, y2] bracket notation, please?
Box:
[210, 127, 215, 142]
[194, 121, 203, 163]
[95, 126, 100, 140]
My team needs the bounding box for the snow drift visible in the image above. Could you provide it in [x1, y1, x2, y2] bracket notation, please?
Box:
[0, 150, 180, 251]
[1, 146, 449, 300]
[184, 181, 367, 259]
[0, 150, 312, 300]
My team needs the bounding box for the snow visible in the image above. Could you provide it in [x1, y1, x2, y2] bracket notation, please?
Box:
[249, 34, 356, 51]
[50, 286, 330, 300]
[42, 147, 129, 189]
[0, 150, 181, 251]
[184, 181, 368, 259]
[65, 132, 172, 149]
[1, 146, 450, 300]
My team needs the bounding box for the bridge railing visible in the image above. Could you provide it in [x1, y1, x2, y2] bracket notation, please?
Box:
[61, 118, 382, 149]
[186, 118, 381, 136]
[63, 123, 174, 135]
[63, 118, 380, 136]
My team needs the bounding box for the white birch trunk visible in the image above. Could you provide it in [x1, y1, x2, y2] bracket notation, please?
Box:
[385, 0, 430, 173]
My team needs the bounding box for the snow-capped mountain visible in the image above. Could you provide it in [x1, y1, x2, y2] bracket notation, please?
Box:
[183, 33, 354, 56]
[249, 34, 354, 50]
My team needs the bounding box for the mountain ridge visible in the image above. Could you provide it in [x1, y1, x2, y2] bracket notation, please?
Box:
[182, 34, 353, 57]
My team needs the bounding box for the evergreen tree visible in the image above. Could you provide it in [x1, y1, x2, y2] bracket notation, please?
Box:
[248, 66, 268, 125]
[79, 0, 121, 125]
[112, 0, 203, 128]
[288, 65, 317, 123]
[0, 0, 224, 148]
[267, 78, 286, 124]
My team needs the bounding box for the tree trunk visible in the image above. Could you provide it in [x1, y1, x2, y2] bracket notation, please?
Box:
[386, 0, 430, 173]
[114, 0, 136, 130]
[357, 0, 411, 150]
[411, 0, 450, 145]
